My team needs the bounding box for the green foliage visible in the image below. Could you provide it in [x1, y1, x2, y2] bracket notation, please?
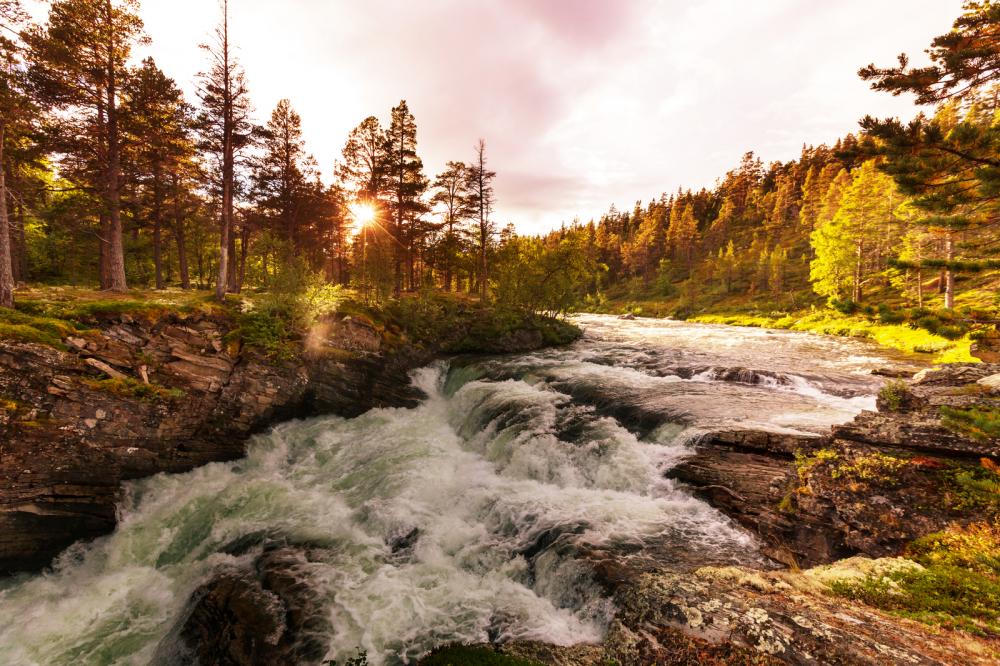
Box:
[936, 460, 1000, 513]
[418, 645, 542, 666]
[878, 380, 911, 412]
[832, 452, 910, 487]
[794, 448, 839, 481]
[940, 406, 1000, 441]
[908, 524, 1000, 577]
[829, 563, 1000, 636]
[82, 377, 184, 402]
[0, 307, 85, 348]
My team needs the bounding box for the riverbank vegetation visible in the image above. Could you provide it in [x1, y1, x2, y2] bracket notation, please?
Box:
[2, 1, 997, 365]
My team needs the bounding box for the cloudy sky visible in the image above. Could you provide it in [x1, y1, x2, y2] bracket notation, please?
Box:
[31, 0, 965, 233]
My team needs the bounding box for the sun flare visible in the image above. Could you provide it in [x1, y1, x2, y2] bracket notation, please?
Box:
[349, 202, 376, 234]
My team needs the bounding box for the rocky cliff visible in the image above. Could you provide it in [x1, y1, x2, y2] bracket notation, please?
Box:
[0, 306, 574, 574]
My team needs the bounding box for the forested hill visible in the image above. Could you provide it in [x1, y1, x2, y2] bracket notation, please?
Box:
[535, 2, 1000, 330]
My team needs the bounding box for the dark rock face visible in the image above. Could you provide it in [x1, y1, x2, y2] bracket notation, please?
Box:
[0, 309, 561, 575]
[155, 547, 330, 666]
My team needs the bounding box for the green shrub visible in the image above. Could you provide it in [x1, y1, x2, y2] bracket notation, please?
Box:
[940, 406, 1000, 441]
[82, 377, 184, 402]
[830, 564, 1000, 636]
[878, 380, 911, 412]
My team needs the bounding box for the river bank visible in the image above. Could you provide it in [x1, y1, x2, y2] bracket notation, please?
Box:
[2, 313, 998, 665]
[0, 290, 580, 574]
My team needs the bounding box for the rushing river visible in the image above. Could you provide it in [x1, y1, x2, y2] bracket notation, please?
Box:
[0, 315, 922, 665]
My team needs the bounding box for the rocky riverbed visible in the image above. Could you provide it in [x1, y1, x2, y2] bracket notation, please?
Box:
[2, 314, 999, 665]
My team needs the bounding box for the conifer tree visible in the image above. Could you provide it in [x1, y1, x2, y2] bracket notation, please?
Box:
[26, 0, 146, 292]
[252, 99, 314, 250]
[384, 100, 428, 293]
[860, 1, 1000, 307]
[197, 0, 253, 300]
[466, 139, 496, 301]
[431, 161, 470, 291]
[810, 160, 902, 303]
[123, 57, 191, 289]
[0, 0, 26, 307]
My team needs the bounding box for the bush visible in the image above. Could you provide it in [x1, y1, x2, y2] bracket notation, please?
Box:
[878, 380, 912, 412]
[830, 563, 1000, 636]
[829, 298, 859, 315]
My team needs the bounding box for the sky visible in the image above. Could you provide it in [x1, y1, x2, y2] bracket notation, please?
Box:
[30, 0, 968, 233]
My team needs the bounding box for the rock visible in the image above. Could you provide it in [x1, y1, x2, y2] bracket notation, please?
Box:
[157, 547, 330, 666]
[83, 357, 129, 380]
[606, 567, 998, 665]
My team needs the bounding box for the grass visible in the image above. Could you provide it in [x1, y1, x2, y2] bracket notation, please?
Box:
[81, 377, 185, 402]
[830, 562, 1000, 636]
[940, 406, 1000, 442]
[418, 646, 542, 666]
[830, 523, 1000, 637]
[878, 380, 912, 412]
[0, 308, 89, 349]
[692, 311, 974, 363]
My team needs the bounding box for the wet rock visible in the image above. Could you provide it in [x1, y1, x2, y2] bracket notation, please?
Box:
[668, 363, 1000, 568]
[0, 312, 435, 574]
[158, 547, 330, 666]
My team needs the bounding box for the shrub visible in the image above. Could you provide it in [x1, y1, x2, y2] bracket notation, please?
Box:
[940, 406, 1000, 441]
[830, 563, 1000, 635]
[878, 380, 911, 412]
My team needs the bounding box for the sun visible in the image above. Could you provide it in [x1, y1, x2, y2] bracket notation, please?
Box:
[349, 201, 376, 234]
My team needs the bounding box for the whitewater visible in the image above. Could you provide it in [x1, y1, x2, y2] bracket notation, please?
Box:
[0, 315, 919, 665]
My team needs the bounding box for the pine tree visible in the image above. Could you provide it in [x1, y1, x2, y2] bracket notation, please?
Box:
[123, 57, 192, 289]
[810, 160, 902, 303]
[860, 2, 1000, 307]
[431, 161, 470, 291]
[0, 0, 27, 307]
[384, 100, 429, 293]
[196, 0, 253, 300]
[251, 99, 314, 250]
[26, 0, 146, 292]
[466, 139, 496, 301]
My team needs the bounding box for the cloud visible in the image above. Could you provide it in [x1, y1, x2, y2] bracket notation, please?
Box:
[33, 0, 967, 234]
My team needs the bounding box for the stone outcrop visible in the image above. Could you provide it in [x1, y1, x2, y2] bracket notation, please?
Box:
[0, 308, 568, 574]
[668, 364, 1000, 569]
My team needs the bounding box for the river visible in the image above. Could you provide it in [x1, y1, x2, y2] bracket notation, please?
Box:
[0, 315, 922, 665]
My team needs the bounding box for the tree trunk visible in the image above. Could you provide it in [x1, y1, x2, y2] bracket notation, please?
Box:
[944, 236, 955, 310]
[853, 238, 864, 303]
[0, 122, 14, 308]
[104, 7, 128, 293]
[916, 268, 923, 308]
[152, 165, 164, 289]
[236, 223, 249, 294]
[13, 199, 26, 283]
[216, 0, 234, 302]
[173, 175, 190, 289]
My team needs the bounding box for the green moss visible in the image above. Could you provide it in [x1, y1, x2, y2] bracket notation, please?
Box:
[0, 308, 86, 348]
[829, 563, 1000, 636]
[82, 377, 185, 402]
[832, 452, 911, 487]
[940, 406, 1000, 442]
[418, 645, 543, 666]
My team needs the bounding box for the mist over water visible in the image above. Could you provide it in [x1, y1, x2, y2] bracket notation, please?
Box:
[0, 315, 918, 665]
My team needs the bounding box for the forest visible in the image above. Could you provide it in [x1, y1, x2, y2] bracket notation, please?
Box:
[0, 0, 998, 329]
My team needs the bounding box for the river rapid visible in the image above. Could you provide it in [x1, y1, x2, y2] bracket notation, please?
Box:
[0, 315, 922, 665]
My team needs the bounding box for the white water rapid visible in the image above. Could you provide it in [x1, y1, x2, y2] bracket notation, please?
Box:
[0, 315, 921, 665]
